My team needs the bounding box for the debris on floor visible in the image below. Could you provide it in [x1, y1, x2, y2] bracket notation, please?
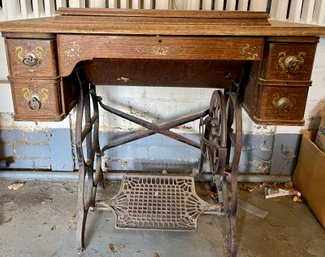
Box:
[1, 180, 325, 257]
[239, 182, 304, 203]
[264, 182, 301, 200]
[265, 187, 299, 199]
[292, 194, 304, 203]
[161, 170, 168, 174]
[7, 182, 25, 190]
[109, 243, 117, 253]
[238, 183, 256, 193]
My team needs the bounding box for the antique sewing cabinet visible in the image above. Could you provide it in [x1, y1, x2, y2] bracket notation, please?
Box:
[0, 8, 324, 257]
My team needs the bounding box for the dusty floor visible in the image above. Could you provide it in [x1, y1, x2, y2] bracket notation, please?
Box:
[0, 179, 324, 257]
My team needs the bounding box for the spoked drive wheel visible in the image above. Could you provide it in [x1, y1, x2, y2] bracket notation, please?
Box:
[198, 90, 242, 257]
[223, 92, 243, 257]
[75, 81, 103, 253]
[198, 90, 227, 176]
[198, 90, 228, 206]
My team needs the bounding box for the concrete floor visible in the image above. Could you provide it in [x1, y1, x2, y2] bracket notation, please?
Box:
[0, 179, 324, 257]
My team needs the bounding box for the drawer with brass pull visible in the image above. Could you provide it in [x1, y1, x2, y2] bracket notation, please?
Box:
[6, 38, 58, 77]
[10, 78, 65, 121]
[261, 42, 317, 80]
[243, 74, 311, 125]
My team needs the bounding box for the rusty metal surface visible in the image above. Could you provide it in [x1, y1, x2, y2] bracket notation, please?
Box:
[98, 97, 208, 151]
[195, 90, 242, 257]
[224, 92, 243, 257]
[75, 73, 104, 253]
[74, 84, 243, 257]
[109, 174, 212, 231]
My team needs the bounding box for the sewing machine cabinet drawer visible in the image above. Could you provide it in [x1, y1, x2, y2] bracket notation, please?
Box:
[10, 78, 72, 121]
[261, 42, 317, 81]
[243, 74, 310, 125]
[6, 38, 58, 77]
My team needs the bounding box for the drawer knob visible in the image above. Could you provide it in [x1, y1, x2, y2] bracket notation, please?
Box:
[23, 52, 39, 67]
[274, 97, 292, 116]
[28, 94, 41, 111]
[278, 52, 305, 74]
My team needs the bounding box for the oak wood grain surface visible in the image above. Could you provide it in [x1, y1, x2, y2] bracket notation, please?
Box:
[0, 9, 324, 36]
[57, 35, 264, 77]
[0, 8, 324, 124]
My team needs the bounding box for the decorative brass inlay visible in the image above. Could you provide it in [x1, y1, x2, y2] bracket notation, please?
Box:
[240, 44, 259, 60]
[278, 52, 305, 74]
[272, 94, 296, 117]
[64, 41, 81, 66]
[15, 46, 44, 72]
[151, 46, 169, 55]
[22, 88, 49, 111]
[135, 45, 184, 56]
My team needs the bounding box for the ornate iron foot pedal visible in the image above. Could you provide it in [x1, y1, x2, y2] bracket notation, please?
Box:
[109, 174, 218, 231]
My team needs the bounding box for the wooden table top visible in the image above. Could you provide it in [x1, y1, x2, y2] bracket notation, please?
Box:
[0, 8, 324, 37]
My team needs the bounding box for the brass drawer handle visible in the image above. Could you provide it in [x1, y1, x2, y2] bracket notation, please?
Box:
[23, 52, 39, 67]
[22, 88, 48, 111]
[278, 52, 305, 74]
[16, 46, 44, 70]
[273, 96, 295, 117]
[28, 94, 42, 111]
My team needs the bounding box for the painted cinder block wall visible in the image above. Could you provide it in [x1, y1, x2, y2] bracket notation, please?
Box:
[1, 0, 325, 175]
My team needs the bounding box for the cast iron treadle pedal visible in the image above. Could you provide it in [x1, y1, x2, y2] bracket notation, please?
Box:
[109, 174, 214, 231]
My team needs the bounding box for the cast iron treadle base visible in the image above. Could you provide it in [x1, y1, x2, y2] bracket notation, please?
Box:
[109, 174, 214, 231]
